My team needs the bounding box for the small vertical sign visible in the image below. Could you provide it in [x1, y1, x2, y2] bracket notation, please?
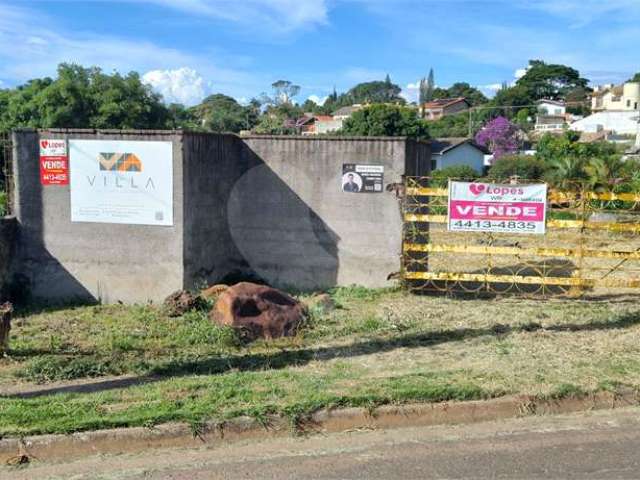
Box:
[39, 139, 69, 186]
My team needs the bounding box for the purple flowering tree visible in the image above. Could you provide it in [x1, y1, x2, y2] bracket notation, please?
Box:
[475, 116, 519, 160]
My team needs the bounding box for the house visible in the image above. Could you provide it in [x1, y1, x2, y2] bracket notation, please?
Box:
[592, 82, 640, 112]
[420, 98, 470, 121]
[534, 100, 575, 133]
[536, 99, 566, 116]
[535, 115, 567, 133]
[430, 138, 488, 173]
[296, 115, 342, 135]
[332, 105, 363, 121]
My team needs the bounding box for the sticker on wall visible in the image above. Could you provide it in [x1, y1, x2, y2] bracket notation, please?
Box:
[69, 140, 173, 226]
[39, 139, 69, 186]
[342, 164, 384, 193]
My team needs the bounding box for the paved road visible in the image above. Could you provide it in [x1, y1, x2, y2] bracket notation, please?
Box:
[4, 407, 640, 479]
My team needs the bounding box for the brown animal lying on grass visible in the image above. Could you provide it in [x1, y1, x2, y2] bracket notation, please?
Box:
[0, 301, 13, 355]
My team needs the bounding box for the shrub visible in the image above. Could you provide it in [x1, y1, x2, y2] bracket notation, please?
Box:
[0, 191, 6, 217]
[430, 165, 479, 187]
[487, 155, 546, 181]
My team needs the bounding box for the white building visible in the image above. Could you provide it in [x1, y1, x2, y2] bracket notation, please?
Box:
[570, 111, 639, 135]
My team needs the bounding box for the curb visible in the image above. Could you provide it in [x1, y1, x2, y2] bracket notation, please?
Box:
[1, 389, 638, 463]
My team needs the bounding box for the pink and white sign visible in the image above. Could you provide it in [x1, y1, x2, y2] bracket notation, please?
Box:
[448, 181, 547, 234]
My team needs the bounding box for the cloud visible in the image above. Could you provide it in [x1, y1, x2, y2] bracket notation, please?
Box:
[141, 0, 329, 33]
[143, 68, 210, 105]
[307, 94, 328, 106]
[401, 80, 421, 103]
[0, 2, 264, 99]
[514, 68, 528, 79]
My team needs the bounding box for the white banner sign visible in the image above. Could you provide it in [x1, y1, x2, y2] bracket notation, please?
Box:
[448, 181, 547, 234]
[69, 140, 173, 226]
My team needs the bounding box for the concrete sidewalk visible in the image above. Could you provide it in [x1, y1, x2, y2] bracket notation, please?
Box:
[4, 406, 640, 479]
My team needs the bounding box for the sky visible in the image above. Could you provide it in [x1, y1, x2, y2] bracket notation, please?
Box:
[0, 0, 639, 106]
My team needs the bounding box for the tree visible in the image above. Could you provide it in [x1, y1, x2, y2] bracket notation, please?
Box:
[487, 155, 546, 180]
[537, 131, 621, 188]
[515, 60, 589, 100]
[631, 73, 640, 83]
[0, 63, 171, 131]
[343, 79, 405, 105]
[341, 104, 429, 138]
[439, 82, 488, 106]
[426, 112, 470, 138]
[264, 80, 301, 106]
[475, 116, 520, 159]
[191, 93, 256, 133]
[418, 78, 427, 105]
[565, 86, 591, 115]
[425, 68, 435, 102]
[491, 84, 533, 116]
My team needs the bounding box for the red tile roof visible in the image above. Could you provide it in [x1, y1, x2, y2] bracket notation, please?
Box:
[422, 97, 469, 109]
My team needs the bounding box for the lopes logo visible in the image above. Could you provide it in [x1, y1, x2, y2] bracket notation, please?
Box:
[469, 183, 486, 195]
[468, 183, 524, 196]
[98, 152, 143, 172]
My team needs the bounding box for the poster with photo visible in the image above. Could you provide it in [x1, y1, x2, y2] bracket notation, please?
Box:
[342, 164, 384, 193]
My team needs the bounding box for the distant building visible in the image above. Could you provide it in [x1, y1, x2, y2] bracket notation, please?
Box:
[536, 99, 566, 116]
[534, 100, 569, 133]
[430, 138, 488, 173]
[571, 111, 639, 135]
[332, 105, 364, 121]
[420, 98, 470, 121]
[297, 115, 342, 135]
[592, 82, 640, 112]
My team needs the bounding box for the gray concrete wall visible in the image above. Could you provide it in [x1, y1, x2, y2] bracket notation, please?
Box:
[182, 133, 249, 289]
[0, 217, 16, 298]
[11, 131, 430, 303]
[12, 129, 184, 304]
[228, 136, 430, 290]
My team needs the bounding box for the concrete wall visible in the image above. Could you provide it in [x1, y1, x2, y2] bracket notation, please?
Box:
[0, 217, 16, 297]
[228, 136, 429, 290]
[181, 133, 251, 289]
[12, 129, 184, 304]
[12, 131, 430, 303]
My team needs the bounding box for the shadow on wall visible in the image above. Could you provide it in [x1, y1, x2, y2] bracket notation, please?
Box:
[225, 143, 341, 291]
[12, 132, 96, 305]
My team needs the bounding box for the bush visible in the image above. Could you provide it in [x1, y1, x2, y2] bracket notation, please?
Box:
[0, 191, 6, 217]
[487, 155, 546, 181]
[430, 165, 479, 187]
[341, 104, 429, 139]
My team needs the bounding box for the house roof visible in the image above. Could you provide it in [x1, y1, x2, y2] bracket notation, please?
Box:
[332, 106, 361, 116]
[422, 97, 470, 110]
[431, 137, 490, 155]
[536, 99, 566, 107]
[593, 84, 625, 97]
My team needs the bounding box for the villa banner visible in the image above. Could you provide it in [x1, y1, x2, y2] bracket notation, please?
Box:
[448, 181, 547, 235]
[69, 140, 174, 226]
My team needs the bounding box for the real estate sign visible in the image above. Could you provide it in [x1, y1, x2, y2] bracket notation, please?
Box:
[448, 181, 547, 234]
[69, 140, 173, 226]
[39, 139, 69, 186]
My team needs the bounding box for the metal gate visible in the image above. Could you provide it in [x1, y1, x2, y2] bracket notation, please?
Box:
[402, 176, 640, 297]
[0, 132, 12, 217]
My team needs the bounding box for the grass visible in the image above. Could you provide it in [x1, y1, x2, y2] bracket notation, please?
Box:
[1, 286, 640, 436]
